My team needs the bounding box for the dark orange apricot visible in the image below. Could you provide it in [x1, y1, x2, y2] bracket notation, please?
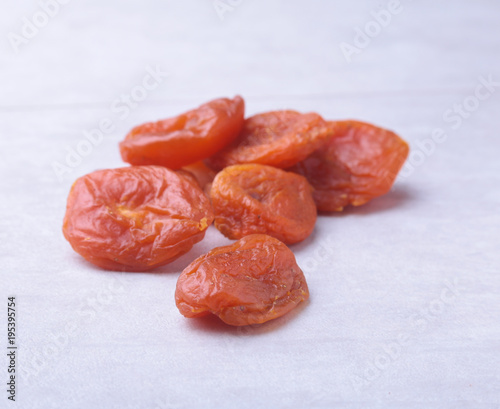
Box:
[210, 164, 317, 244]
[63, 166, 214, 271]
[120, 96, 244, 169]
[205, 110, 331, 170]
[175, 234, 309, 326]
[289, 120, 409, 211]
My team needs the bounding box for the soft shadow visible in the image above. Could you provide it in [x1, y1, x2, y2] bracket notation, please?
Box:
[186, 299, 310, 336]
[69, 246, 202, 276]
[186, 314, 239, 335]
[152, 247, 205, 274]
[68, 226, 231, 275]
[321, 185, 415, 217]
[153, 226, 233, 274]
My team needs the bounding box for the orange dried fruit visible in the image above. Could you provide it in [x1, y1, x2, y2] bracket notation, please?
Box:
[289, 120, 409, 211]
[120, 96, 244, 169]
[210, 164, 317, 244]
[181, 161, 216, 191]
[205, 110, 331, 170]
[175, 234, 309, 326]
[63, 166, 214, 271]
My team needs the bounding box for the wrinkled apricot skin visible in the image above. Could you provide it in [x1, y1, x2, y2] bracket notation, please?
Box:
[120, 96, 245, 169]
[175, 234, 309, 326]
[63, 166, 214, 271]
[205, 110, 331, 170]
[210, 164, 316, 244]
[289, 120, 409, 211]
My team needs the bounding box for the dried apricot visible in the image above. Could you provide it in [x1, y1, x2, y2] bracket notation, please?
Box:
[175, 234, 309, 326]
[289, 120, 409, 211]
[205, 110, 331, 170]
[63, 166, 214, 271]
[210, 164, 316, 244]
[181, 161, 216, 191]
[120, 96, 244, 169]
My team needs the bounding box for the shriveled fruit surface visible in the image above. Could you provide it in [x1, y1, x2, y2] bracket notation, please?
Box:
[175, 234, 309, 326]
[210, 164, 316, 244]
[205, 110, 331, 170]
[289, 120, 409, 211]
[63, 166, 214, 271]
[120, 96, 244, 169]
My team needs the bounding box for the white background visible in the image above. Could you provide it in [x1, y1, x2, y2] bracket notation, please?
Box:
[1, 1, 499, 408]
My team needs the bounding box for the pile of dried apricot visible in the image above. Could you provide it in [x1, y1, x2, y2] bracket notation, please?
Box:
[63, 95, 409, 327]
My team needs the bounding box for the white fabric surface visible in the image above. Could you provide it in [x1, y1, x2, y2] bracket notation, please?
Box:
[1, 1, 499, 408]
